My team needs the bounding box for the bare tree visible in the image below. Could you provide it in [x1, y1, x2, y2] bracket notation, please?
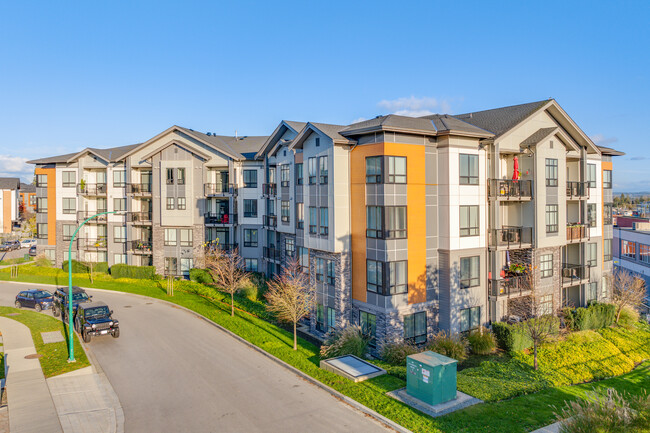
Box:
[204, 247, 247, 317]
[265, 259, 313, 350]
[608, 268, 647, 324]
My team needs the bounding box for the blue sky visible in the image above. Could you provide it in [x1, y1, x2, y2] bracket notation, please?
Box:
[0, 0, 648, 191]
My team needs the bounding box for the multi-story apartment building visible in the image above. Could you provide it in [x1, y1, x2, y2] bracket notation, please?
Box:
[19, 182, 36, 215]
[29, 99, 622, 351]
[613, 222, 650, 309]
[0, 178, 20, 234]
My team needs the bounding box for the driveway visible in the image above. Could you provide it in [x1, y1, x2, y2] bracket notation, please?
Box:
[0, 282, 391, 433]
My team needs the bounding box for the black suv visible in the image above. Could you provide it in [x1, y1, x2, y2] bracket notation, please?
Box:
[52, 286, 91, 321]
[75, 301, 119, 342]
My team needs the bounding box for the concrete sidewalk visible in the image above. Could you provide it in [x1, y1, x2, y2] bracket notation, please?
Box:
[0, 316, 123, 433]
[530, 421, 562, 433]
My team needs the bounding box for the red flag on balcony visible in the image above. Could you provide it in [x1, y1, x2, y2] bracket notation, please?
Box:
[513, 156, 520, 181]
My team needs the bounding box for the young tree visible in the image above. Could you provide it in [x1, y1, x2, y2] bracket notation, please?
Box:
[608, 268, 647, 324]
[204, 247, 247, 316]
[265, 259, 313, 350]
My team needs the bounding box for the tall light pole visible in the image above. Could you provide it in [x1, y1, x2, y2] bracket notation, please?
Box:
[67, 210, 122, 362]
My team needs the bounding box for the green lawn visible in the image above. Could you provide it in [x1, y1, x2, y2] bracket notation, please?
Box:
[0, 306, 90, 377]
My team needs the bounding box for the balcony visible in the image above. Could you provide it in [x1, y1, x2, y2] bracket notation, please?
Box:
[206, 242, 238, 253]
[204, 183, 236, 196]
[566, 224, 589, 243]
[489, 275, 530, 298]
[127, 212, 152, 225]
[566, 182, 589, 200]
[77, 211, 108, 223]
[77, 183, 107, 196]
[128, 240, 153, 255]
[488, 179, 533, 201]
[489, 227, 533, 250]
[263, 215, 277, 228]
[204, 212, 237, 225]
[262, 183, 277, 197]
[263, 246, 281, 261]
[562, 264, 590, 287]
[126, 183, 152, 195]
[79, 238, 108, 250]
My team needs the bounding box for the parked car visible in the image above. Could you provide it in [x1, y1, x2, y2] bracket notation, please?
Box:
[29, 245, 37, 256]
[15, 289, 54, 312]
[0, 241, 19, 251]
[52, 286, 92, 321]
[74, 301, 119, 342]
[21, 239, 37, 248]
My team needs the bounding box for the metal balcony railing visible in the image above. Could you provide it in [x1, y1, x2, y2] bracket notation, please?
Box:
[204, 212, 237, 225]
[262, 183, 277, 197]
[77, 211, 109, 222]
[562, 264, 590, 287]
[566, 224, 589, 243]
[489, 227, 533, 250]
[126, 183, 152, 195]
[263, 215, 277, 228]
[566, 182, 590, 199]
[77, 183, 107, 196]
[78, 238, 108, 250]
[127, 212, 152, 224]
[488, 179, 533, 200]
[206, 242, 238, 253]
[489, 275, 530, 297]
[263, 246, 281, 261]
[204, 183, 236, 195]
[129, 240, 153, 254]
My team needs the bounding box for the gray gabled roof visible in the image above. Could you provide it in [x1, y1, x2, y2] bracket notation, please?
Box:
[175, 127, 267, 161]
[20, 183, 35, 193]
[598, 145, 625, 156]
[426, 115, 494, 137]
[341, 113, 493, 138]
[27, 151, 80, 165]
[309, 122, 351, 143]
[0, 178, 20, 190]
[86, 144, 141, 162]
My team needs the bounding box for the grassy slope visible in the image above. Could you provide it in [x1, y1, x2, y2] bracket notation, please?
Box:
[0, 306, 90, 377]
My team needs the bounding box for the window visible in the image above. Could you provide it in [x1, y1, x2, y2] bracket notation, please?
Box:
[29, 195, 36, 206]
[62, 198, 76, 214]
[404, 312, 427, 344]
[180, 258, 193, 276]
[37, 223, 48, 239]
[298, 247, 309, 272]
[296, 163, 303, 185]
[546, 205, 558, 233]
[315, 137, 320, 147]
[62, 171, 76, 188]
[177, 168, 185, 185]
[243, 170, 257, 188]
[459, 205, 479, 237]
[36, 174, 48, 187]
[366, 206, 383, 238]
[460, 256, 480, 289]
[113, 198, 126, 212]
[62, 224, 75, 241]
[244, 229, 258, 247]
[296, 203, 304, 229]
[166, 197, 175, 210]
[604, 239, 612, 261]
[601, 277, 609, 299]
[177, 197, 186, 210]
[308, 157, 317, 184]
[281, 201, 290, 223]
[540, 294, 553, 315]
[37, 197, 48, 213]
[319, 156, 328, 184]
[359, 311, 376, 347]
[367, 260, 407, 295]
[587, 243, 597, 267]
[388, 261, 407, 294]
[281, 165, 290, 187]
[316, 304, 326, 332]
[327, 260, 335, 285]
[604, 204, 613, 225]
[387, 156, 406, 183]
[97, 198, 107, 213]
[367, 260, 383, 293]
[622, 240, 636, 259]
[545, 159, 558, 187]
[587, 164, 597, 188]
[164, 229, 177, 246]
[603, 170, 612, 189]
[164, 257, 177, 275]
[64, 251, 77, 261]
[460, 306, 481, 333]
[268, 167, 276, 184]
[366, 156, 382, 183]
[114, 254, 127, 265]
[640, 244, 650, 264]
[459, 154, 479, 185]
[386, 207, 407, 239]
[309, 207, 317, 234]
[245, 259, 258, 272]
[587, 282, 598, 302]
[319, 207, 328, 236]
[285, 238, 295, 257]
[316, 258, 325, 282]
[540, 254, 553, 278]
[166, 168, 174, 184]
[244, 199, 257, 218]
[113, 170, 126, 187]
[327, 307, 335, 330]
[180, 229, 192, 247]
[113, 226, 126, 243]
[587, 204, 597, 227]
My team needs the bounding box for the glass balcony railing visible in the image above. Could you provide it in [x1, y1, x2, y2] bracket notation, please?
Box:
[488, 179, 532, 200]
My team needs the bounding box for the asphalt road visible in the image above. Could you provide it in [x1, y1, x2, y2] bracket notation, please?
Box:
[0, 282, 391, 433]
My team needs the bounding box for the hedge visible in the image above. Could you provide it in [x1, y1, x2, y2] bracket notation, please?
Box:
[62, 260, 109, 274]
[110, 264, 156, 280]
[492, 322, 533, 352]
[189, 268, 213, 284]
[563, 302, 616, 331]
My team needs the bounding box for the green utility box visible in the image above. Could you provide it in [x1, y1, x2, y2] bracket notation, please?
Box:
[406, 351, 457, 406]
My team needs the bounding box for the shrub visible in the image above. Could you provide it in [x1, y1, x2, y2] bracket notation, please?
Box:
[618, 307, 640, 329]
[34, 254, 53, 267]
[468, 327, 496, 355]
[491, 322, 533, 352]
[110, 264, 156, 280]
[320, 325, 371, 359]
[91, 262, 109, 274]
[426, 331, 468, 361]
[62, 260, 89, 273]
[563, 303, 616, 331]
[380, 341, 419, 365]
[189, 268, 213, 285]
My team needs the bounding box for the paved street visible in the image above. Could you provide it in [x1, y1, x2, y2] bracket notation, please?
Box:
[0, 282, 391, 433]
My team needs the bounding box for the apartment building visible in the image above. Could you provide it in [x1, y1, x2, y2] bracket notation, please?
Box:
[613, 222, 650, 307]
[29, 99, 621, 351]
[19, 182, 36, 215]
[0, 178, 20, 234]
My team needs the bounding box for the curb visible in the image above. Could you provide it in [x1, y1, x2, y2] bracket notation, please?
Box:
[2, 280, 412, 433]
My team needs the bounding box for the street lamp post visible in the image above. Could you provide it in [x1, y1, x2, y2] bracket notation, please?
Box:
[67, 210, 121, 362]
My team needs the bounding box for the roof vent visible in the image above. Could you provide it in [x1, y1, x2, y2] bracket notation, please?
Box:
[207, 132, 212, 136]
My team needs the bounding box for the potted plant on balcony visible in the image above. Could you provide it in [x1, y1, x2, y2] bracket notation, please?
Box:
[79, 179, 86, 193]
[509, 263, 527, 275]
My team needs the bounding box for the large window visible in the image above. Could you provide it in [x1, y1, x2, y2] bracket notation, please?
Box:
[309, 207, 317, 234]
[243, 170, 257, 188]
[459, 205, 479, 237]
[62, 198, 76, 214]
[37, 197, 48, 213]
[166, 197, 175, 210]
[622, 240, 636, 259]
[113, 170, 126, 187]
[366, 259, 383, 293]
[244, 258, 258, 272]
[285, 238, 295, 257]
[177, 168, 186, 185]
[296, 203, 304, 229]
[367, 206, 407, 239]
[387, 156, 406, 183]
[604, 239, 612, 261]
[36, 174, 48, 187]
[366, 206, 383, 238]
[366, 156, 382, 183]
[180, 229, 192, 247]
[587, 242, 597, 267]
[540, 254, 553, 278]
[459, 154, 478, 185]
[320, 207, 328, 236]
[604, 204, 613, 225]
[388, 261, 407, 294]
[280, 165, 290, 187]
[244, 199, 257, 218]
[37, 223, 48, 239]
[587, 282, 598, 302]
[298, 247, 309, 272]
[62, 224, 75, 241]
[366, 260, 407, 295]
[113, 226, 126, 243]
[327, 307, 336, 330]
[545, 205, 558, 233]
[319, 156, 328, 184]
[308, 157, 317, 184]
[114, 253, 127, 265]
[460, 256, 480, 289]
[540, 294, 553, 315]
[587, 164, 597, 188]
[359, 311, 376, 347]
[316, 305, 326, 332]
[404, 312, 427, 344]
[587, 203, 597, 227]
[164, 228, 177, 246]
[460, 306, 481, 333]
[545, 158, 558, 187]
[62, 171, 76, 188]
[177, 197, 186, 210]
[603, 170, 612, 189]
[281, 201, 290, 223]
[244, 229, 258, 247]
[180, 258, 193, 276]
[114, 198, 126, 212]
[640, 244, 650, 264]
[327, 260, 335, 285]
[296, 163, 303, 185]
[166, 168, 174, 185]
[316, 258, 325, 282]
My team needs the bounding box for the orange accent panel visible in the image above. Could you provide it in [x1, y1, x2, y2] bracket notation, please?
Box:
[35, 167, 56, 245]
[3, 191, 11, 234]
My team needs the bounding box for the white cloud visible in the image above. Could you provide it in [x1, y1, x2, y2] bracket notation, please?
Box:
[590, 134, 618, 146]
[377, 96, 452, 117]
[350, 117, 368, 124]
[0, 155, 33, 183]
